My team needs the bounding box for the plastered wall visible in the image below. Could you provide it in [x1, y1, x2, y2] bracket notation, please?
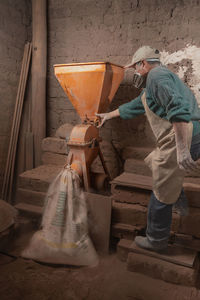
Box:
[0, 0, 31, 190]
[47, 0, 200, 150]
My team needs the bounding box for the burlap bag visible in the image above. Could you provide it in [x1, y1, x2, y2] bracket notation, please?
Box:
[22, 166, 98, 266]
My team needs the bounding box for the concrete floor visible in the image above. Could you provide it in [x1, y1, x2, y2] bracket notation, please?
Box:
[1, 231, 200, 300]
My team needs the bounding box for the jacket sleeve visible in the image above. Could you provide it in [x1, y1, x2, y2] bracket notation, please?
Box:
[152, 78, 191, 123]
[118, 93, 145, 120]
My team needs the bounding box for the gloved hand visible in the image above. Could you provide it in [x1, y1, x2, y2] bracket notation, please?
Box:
[173, 122, 200, 173]
[176, 146, 198, 172]
[96, 109, 120, 128]
[95, 113, 111, 128]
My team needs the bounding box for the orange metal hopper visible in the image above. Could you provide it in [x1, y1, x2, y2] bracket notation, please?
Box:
[54, 62, 124, 122]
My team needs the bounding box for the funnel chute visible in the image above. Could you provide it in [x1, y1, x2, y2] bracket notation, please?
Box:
[54, 62, 124, 122]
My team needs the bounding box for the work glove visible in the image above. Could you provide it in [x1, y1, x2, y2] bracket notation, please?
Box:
[96, 109, 120, 128]
[173, 122, 200, 173]
[95, 113, 111, 128]
[176, 146, 199, 173]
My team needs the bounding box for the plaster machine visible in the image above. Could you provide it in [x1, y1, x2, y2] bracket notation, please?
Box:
[54, 62, 124, 191]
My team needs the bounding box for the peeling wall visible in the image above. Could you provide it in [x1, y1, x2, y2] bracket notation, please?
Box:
[0, 0, 31, 190]
[161, 45, 200, 105]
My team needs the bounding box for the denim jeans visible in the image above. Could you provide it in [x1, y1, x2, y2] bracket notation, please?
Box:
[146, 136, 200, 245]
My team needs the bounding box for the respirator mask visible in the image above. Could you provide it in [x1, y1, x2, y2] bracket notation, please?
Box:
[132, 72, 144, 89]
[132, 61, 145, 89]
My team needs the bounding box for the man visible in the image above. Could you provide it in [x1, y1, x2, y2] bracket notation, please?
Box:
[97, 46, 200, 252]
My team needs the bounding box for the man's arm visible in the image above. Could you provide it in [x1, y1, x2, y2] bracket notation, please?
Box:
[173, 122, 198, 172]
[96, 93, 145, 128]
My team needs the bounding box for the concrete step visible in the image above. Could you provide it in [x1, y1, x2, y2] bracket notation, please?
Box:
[117, 239, 199, 286]
[18, 164, 62, 193]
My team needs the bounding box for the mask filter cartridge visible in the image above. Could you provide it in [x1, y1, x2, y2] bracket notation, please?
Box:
[133, 72, 144, 89]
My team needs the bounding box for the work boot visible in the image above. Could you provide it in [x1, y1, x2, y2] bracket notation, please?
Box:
[134, 236, 168, 252]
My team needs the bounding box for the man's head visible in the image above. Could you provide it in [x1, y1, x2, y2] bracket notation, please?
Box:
[125, 46, 161, 88]
[126, 46, 161, 69]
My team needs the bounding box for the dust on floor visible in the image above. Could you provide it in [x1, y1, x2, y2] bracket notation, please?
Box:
[1, 250, 200, 300]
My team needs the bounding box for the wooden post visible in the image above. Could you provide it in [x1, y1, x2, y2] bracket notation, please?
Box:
[31, 0, 47, 167]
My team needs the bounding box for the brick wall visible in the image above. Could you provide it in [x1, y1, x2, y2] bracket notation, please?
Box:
[47, 0, 200, 152]
[0, 0, 31, 190]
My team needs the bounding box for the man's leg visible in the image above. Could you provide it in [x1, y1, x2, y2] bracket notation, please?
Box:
[135, 192, 172, 251]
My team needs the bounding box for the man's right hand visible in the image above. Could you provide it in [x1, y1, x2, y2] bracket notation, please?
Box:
[96, 113, 110, 128]
[96, 109, 120, 128]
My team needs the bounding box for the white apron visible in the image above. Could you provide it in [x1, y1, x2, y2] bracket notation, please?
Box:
[141, 92, 193, 204]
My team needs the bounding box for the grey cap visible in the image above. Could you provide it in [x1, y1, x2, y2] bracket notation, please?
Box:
[125, 46, 161, 68]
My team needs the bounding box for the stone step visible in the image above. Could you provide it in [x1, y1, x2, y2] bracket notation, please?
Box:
[111, 222, 144, 240]
[112, 172, 200, 192]
[14, 203, 43, 217]
[16, 188, 46, 207]
[118, 239, 197, 268]
[14, 203, 43, 231]
[122, 146, 153, 160]
[112, 201, 147, 227]
[111, 172, 200, 208]
[18, 164, 62, 193]
[127, 252, 198, 286]
[112, 197, 200, 239]
[14, 192, 112, 254]
[117, 239, 199, 286]
[111, 185, 150, 206]
[42, 151, 67, 166]
[112, 200, 180, 233]
[178, 207, 200, 238]
[173, 233, 200, 251]
[124, 158, 152, 176]
[42, 137, 69, 155]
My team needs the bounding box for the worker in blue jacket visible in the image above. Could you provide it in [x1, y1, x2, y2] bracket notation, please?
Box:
[97, 46, 200, 252]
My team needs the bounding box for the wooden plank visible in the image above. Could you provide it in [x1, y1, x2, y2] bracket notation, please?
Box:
[2, 43, 31, 202]
[8, 42, 32, 202]
[2, 44, 28, 200]
[25, 131, 34, 170]
[85, 192, 112, 254]
[32, 0, 47, 166]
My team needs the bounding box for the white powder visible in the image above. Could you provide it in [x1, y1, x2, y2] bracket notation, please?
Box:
[160, 45, 200, 105]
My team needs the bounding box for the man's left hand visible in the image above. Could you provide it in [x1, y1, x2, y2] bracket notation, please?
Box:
[176, 148, 200, 173]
